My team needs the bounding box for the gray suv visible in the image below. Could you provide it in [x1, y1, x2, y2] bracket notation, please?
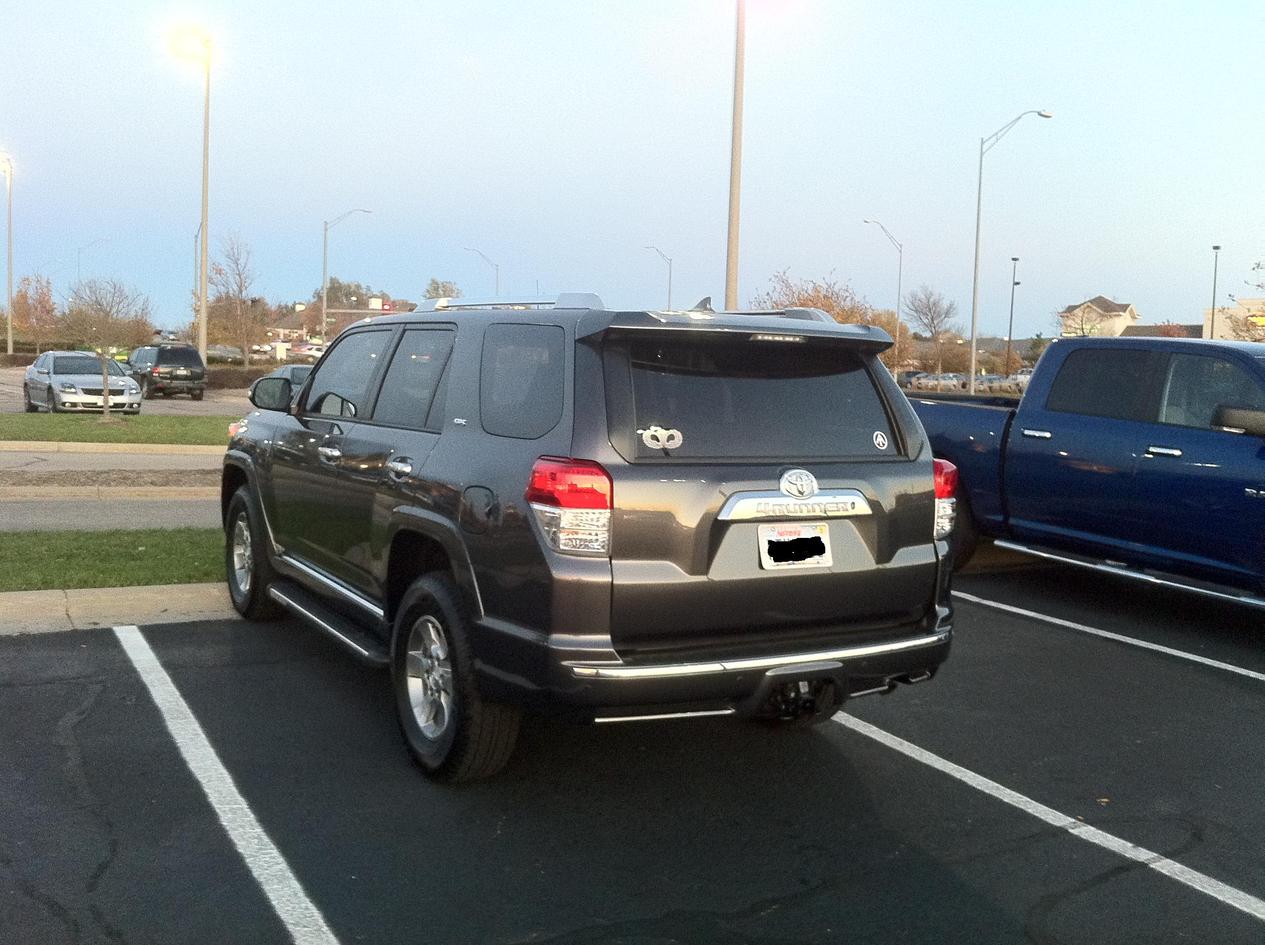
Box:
[222, 294, 956, 780]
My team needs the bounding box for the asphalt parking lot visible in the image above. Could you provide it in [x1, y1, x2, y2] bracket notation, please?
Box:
[4, 558, 1264, 944]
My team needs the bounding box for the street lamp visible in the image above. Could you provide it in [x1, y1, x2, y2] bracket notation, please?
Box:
[321, 209, 371, 336]
[967, 109, 1052, 395]
[464, 247, 500, 296]
[1005, 257, 1020, 372]
[1, 153, 12, 356]
[863, 219, 903, 323]
[724, 0, 746, 310]
[1210, 245, 1222, 339]
[168, 26, 212, 362]
[644, 245, 673, 309]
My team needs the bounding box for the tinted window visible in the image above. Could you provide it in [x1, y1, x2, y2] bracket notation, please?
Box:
[288, 365, 312, 383]
[607, 336, 895, 460]
[1160, 354, 1265, 429]
[373, 329, 455, 430]
[157, 346, 203, 367]
[1045, 348, 1160, 422]
[54, 356, 124, 376]
[480, 324, 565, 439]
[304, 329, 390, 418]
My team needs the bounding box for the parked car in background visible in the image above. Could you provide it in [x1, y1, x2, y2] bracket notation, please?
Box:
[289, 343, 326, 362]
[223, 295, 956, 780]
[126, 343, 207, 400]
[207, 344, 246, 364]
[23, 351, 142, 413]
[897, 371, 926, 389]
[913, 373, 965, 392]
[1005, 367, 1035, 394]
[974, 374, 1008, 394]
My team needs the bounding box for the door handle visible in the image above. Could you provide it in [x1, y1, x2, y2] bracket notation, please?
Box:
[1021, 429, 1052, 439]
[385, 457, 414, 479]
[317, 445, 342, 463]
[1146, 446, 1183, 457]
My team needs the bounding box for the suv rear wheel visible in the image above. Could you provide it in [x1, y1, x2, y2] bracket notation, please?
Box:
[225, 487, 281, 620]
[191, 389, 205, 401]
[391, 574, 520, 781]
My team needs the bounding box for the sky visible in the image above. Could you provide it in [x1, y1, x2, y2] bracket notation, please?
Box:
[2, 0, 1263, 335]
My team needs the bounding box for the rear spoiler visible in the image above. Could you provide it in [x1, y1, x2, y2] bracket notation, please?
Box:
[577, 310, 893, 353]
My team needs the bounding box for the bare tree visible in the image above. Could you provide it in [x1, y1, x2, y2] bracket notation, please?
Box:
[424, 278, 462, 299]
[904, 285, 960, 374]
[64, 279, 154, 421]
[1056, 305, 1110, 337]
[751, 270, 872, 324]
[12, 275, 59, 353]
[210, 234, 264, 362]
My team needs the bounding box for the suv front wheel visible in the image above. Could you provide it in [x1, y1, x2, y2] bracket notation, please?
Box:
[391, 574, 520, 782]
[225, 487, 281, 620]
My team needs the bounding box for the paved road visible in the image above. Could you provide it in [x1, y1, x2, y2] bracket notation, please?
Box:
[0, 448, 222, 472]
[4, 557, 1264, 943]
[0, 498, 221, 530]
[0, 366, 251, 416]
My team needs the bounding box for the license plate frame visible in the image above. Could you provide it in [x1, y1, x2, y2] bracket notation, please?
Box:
[757, 522, 833, 570]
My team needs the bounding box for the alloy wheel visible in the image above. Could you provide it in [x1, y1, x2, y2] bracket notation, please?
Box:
[405, 615, 455, 740]
[231, 514, 253, 595]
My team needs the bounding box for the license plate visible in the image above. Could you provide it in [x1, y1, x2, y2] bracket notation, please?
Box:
[758, 522, 832, 570]
[175, 368, 190, 376]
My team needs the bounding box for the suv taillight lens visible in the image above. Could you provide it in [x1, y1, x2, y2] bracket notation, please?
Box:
[526, 458, 613, 556]
[933, 458, 957, 541]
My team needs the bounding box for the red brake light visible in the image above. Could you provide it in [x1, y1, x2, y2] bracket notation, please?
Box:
[151, 367, 160, 375]
[933, 459, 958, 499]
[526, 458, 612, 510]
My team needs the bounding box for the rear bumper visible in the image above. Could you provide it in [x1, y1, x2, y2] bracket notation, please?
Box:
[150, 378, 204, 391]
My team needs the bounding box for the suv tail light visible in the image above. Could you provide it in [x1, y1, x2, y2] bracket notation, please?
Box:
[933, 458, 957, 541]
[151, 367, 161, 376]
[526, 458, 612, 556]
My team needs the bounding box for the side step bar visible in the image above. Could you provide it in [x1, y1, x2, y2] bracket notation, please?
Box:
[269, 582, 390, 665]
[994, 540, 1265, 611]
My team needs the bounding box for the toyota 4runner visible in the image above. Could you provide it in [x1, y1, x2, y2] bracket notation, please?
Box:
[222, 294, 956, 780]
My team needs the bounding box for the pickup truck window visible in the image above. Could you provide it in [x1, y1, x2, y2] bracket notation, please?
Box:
[1046, 348, 1162, 422]
[304, 329, 390, 418]
[1159, 353, 1265, 429]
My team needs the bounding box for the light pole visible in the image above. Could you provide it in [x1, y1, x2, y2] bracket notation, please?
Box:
[863, 219, 903, 322]
[1210, 244, 1222, 339]
[724, 0, 746, 310]
[967, 109, 1052, 394]
[322, 209, 371, 336]
[1, 153, 12, 355]
[1005, 257, 1020, 373]
[645, 245, 673, 309]
[464, 247, 499, 296]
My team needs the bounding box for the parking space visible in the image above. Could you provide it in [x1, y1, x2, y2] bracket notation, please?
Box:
[4, 558, 1264, 943]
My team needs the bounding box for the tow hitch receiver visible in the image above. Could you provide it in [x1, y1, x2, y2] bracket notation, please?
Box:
[743, 660, 847, 721]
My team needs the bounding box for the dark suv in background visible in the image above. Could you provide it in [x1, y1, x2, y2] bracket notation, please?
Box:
[222, 294, 957, 780]
[127, 343, 207, 399]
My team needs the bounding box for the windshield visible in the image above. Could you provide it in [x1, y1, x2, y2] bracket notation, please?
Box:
[53, 356, 125, 377]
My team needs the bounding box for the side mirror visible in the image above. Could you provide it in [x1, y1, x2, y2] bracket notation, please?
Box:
[249, 376, 293, 412]
[1213, 405, 1265, 437]
[36, 367, 50, 376]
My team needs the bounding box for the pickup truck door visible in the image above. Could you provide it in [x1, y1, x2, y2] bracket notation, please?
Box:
[1130, 351, 1265, 590]
[1003, 346, 1167, 556]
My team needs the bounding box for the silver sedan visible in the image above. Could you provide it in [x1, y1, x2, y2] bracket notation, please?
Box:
[23, 351, 143, 413]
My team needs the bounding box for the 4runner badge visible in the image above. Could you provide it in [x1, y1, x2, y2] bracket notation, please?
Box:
[779, 469, 819, 499]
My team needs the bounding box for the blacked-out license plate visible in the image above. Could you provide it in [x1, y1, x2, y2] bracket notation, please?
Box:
[757, 523, 832, 570]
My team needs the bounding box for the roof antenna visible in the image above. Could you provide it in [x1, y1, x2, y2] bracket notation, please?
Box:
[689, 296, 714, 312]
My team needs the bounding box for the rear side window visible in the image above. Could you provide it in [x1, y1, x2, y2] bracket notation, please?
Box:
[480, 324, 565, 439]
[1160, 354, 1265, 429]
[605, 336, 895, 461]
[372, 329, 455, 431]
[304, 329, 390, 418]
[1045, 348, 1161, 422]
[158, 346, 203, 368]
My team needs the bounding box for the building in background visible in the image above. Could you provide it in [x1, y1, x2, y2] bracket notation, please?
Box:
[1058, 296, 1140, 337]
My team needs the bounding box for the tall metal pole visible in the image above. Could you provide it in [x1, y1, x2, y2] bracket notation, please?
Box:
[1005, 257, 1019, 372]
[645, 246, 673, 309]
[724, 0, 745, 311]
[197, 50, 210, 362]
[465, 247, 499, 296]
[3, 156, 12, 355]
[321, 220, 329, 338]
[1210, 244, 1221, 339]
[968, 139, 985, 394]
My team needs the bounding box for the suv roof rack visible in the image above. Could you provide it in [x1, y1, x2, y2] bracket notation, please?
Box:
[418, 293, 605, 313]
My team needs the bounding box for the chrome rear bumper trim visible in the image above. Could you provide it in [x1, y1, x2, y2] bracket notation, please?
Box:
[594, 708, 737, 723]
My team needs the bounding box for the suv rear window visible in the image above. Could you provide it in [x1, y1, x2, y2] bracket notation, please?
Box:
[157, 346, 204, 367]
[604, 335, 895, 461]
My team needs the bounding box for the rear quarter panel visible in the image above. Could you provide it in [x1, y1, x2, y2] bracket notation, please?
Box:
[910, 396, 1014, 534]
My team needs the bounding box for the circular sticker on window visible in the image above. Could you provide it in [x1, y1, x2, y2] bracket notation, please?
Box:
[873, 431, 889, 450]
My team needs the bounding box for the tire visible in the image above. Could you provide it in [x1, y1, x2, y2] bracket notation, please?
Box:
[45, 389, 58, 413]
[224, 487, 282, 620]
[391, 573, 520, 782]
[142, 379, 154, 400]
[191, 389, 205, 401]
[161, 391, 173, 398]
[947, 490, 979, 571]
[22, 385, 37, 412]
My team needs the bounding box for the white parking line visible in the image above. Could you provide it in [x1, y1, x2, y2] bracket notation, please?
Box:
[113, 625, 341, 945]
[954, 590, 1265, 684]
[835, 713, 1265, 923]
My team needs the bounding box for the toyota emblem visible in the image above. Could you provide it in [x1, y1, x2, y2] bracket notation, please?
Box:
[779, 468, 819, 499]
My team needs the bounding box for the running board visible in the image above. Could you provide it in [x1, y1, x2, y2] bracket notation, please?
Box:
[993, 540, 1265, 611]
[268, 583, 390, 665]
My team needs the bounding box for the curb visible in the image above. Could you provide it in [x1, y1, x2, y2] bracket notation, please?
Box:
[0, 441, 226, 455]
[0, 486, 220, 500]
[0, 581, 239, 634]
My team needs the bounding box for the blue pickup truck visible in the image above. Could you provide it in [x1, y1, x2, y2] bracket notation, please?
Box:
[912, 336, 1265, 606]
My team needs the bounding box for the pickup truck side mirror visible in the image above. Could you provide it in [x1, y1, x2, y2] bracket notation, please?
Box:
[250, 377, 293, 412]
[1213, 405, 1265, 437]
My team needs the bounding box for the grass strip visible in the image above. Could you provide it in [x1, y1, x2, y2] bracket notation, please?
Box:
[0, 414, 236, 445]
[0, 527, 224, 592]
